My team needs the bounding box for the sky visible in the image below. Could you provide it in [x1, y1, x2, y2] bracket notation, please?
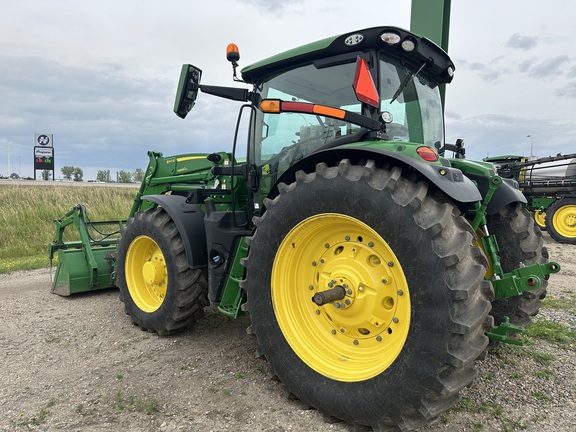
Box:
[1, 0, 575, 180]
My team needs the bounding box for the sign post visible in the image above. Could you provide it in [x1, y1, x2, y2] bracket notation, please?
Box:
[33, 133, 54, 180]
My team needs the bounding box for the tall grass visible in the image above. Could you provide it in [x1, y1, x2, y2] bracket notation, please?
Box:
[0, 184, 138, 273]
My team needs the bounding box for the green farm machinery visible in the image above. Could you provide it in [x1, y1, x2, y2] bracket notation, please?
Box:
[484, 153, 576, 244]
[49, 23, 561, 431]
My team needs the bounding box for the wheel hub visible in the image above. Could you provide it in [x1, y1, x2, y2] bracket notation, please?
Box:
[311, 242, 403, 342]
[142, 259, 165, 285]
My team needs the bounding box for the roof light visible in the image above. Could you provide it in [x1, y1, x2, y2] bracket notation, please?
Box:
[401, 39, 415, 52]
[447, 66, 454, 77]
[226, 43, 240, 63]
[345, 33, 364, 46]
[381, 32, 400, 45]
[416, 146, 439, 162]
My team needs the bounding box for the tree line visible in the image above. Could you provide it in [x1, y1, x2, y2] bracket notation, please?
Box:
[56, 166, 144, 183]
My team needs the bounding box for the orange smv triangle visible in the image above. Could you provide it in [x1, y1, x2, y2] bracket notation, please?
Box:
[353, 57, 379, 108]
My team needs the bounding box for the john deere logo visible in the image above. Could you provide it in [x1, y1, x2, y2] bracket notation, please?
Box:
[37, 134, 51, 145]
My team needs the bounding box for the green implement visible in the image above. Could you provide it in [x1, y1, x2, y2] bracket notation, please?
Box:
[49, 204, 124, 296]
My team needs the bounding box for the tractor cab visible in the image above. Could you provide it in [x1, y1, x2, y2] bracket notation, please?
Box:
[175, 27, 458, 212]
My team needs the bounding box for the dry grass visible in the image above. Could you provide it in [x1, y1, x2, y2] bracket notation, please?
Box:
[0, 184, 137, 273]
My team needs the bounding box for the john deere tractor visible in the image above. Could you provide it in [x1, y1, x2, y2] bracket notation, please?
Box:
[50, 26, 560, 431]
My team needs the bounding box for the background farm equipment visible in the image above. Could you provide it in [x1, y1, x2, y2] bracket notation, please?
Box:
[485, 153, 576, 243]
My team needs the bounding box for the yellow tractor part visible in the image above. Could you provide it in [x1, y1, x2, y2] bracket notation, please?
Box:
[125, 235, 168, 312]
[271, 213, 410, 382]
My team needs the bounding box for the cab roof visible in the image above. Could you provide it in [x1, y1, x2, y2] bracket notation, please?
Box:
[241, 26, 455, 85]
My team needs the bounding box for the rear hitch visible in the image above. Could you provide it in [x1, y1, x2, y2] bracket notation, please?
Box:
[491, 261, 561, 300]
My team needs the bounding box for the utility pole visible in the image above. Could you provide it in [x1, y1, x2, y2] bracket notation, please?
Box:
[527, 134, 533, 158]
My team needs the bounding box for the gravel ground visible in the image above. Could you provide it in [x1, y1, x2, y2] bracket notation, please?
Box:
[0, 232, 574, 432]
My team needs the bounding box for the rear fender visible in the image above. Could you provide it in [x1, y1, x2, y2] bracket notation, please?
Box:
[270, 147, 482, 212]
[141, 194, 207, 268]
[463, 173, 526, 215]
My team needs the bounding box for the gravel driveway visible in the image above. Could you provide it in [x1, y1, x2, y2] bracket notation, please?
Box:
[0, 232, 574, 431]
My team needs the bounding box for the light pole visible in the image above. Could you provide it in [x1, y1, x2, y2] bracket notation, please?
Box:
[527, 134, 533, 158]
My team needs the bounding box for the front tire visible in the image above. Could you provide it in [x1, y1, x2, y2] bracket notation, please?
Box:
[117, 208, 208, 335]
[243, 160, 493, 431]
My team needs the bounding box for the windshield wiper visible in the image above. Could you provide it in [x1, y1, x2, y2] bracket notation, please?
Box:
[390, 62, 426, 104]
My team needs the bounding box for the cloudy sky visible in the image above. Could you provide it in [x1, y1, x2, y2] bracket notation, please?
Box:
[1, 0, 575, 179]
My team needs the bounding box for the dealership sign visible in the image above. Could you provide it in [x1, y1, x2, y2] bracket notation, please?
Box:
[35, 133, 53, 147]
[34, 133, 55, 172]
[34, 146, 54, 170]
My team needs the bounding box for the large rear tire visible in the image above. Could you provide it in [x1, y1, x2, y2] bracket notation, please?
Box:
[487, 203, 548, 327]
[117, 208, 209, 335]
[243, 160, 493, 431]
[545, 197, 576, 244]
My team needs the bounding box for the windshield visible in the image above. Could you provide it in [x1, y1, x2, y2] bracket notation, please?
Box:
[251, 52, 444, 175]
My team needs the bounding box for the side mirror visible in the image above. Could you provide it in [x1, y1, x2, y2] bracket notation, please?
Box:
[174, 64, 202, 119]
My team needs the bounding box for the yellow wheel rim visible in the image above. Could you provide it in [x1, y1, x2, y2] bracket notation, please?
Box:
[553, 204, 576, 238]
[534, 211, 546, 228]
[125, 235, 168, 312]
[271, 213, 410, 382]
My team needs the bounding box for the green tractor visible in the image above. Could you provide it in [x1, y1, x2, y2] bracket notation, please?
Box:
[50, 26, 560, 431]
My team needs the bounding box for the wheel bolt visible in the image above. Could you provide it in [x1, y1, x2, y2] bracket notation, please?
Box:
[382, 279, 387, 284]
[346, 289, 352, 295]
[397, 290, 403, 296]
[376, 335, 382, 342]
[388, 261, 394, 267]
[368, 241, 374, 247]
[334, 302, 341, 308]
[315, 309, 320, 315]
[345, 236, 350, 241]
[331, 329, 337, 335]
[345, 299, 350, 305]
[393, 317, 399, 323]
[353, 339, 359, 345]
[340, 328, 345, 333]
[309, 285, 314, 290]
[325, 243, 330, 248]
[312, 261, 317, 266]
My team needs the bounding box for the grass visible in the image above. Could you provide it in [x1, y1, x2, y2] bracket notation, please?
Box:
[525, 317, 576, 349]
[15, 398, 56, 427]
[112, 390, 160, 415]
[0, 184, 137, 274]
[542, 297, 576, 310]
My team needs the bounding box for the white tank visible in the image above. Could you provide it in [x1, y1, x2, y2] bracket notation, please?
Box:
[521, 158, 576, 194]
